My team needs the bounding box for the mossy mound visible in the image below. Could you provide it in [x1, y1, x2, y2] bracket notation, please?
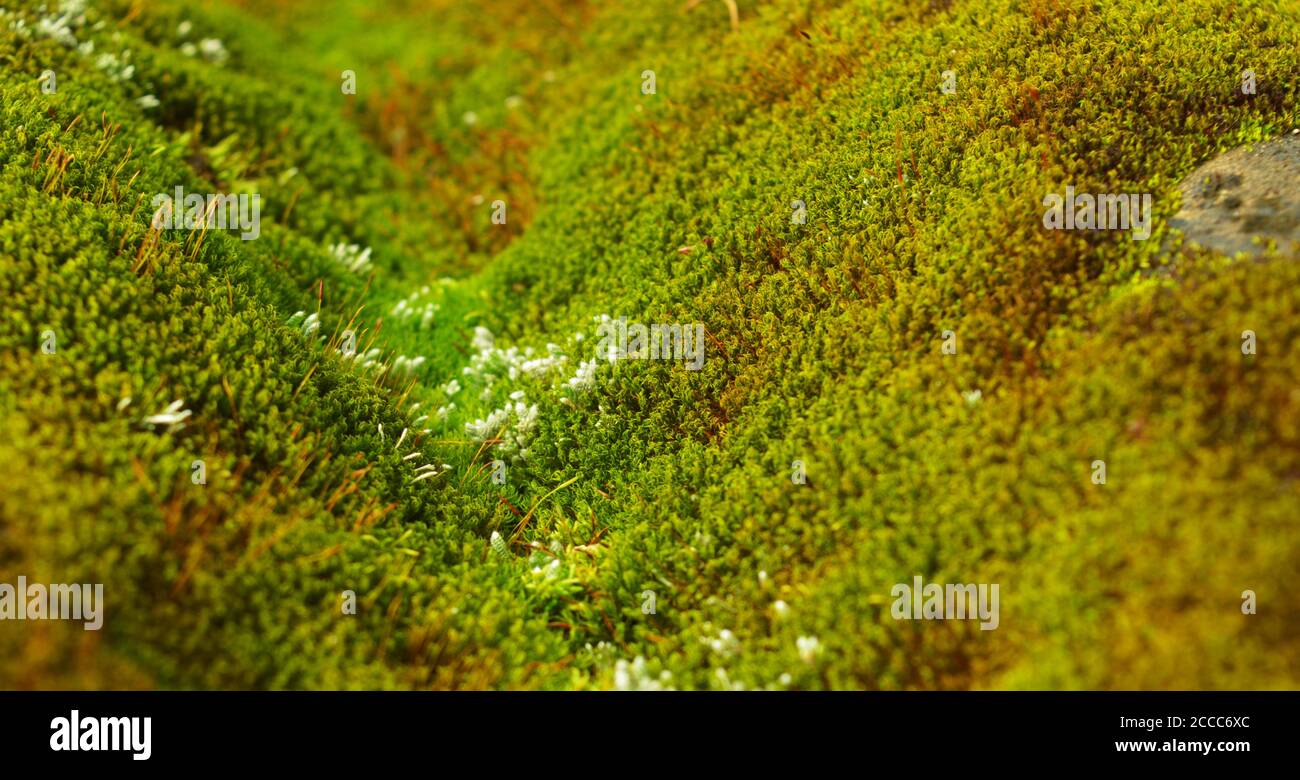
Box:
[1, 0, 1298, 689]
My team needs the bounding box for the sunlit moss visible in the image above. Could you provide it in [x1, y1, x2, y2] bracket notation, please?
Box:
[1, 0, 1297, 689]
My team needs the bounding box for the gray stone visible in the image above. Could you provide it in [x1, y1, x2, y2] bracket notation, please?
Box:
[1170, 133, 1300, 258]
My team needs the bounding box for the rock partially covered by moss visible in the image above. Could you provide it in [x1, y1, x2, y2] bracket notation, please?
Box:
[1172, 133, 1300, 257]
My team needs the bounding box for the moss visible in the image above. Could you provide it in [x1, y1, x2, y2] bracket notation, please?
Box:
[0, 0, 1297, 689]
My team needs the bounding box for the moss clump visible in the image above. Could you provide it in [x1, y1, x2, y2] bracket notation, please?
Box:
[1, 0, 1298, 689]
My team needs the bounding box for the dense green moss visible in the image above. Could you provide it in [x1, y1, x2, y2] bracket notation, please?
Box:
[0, 0, 1297, 689]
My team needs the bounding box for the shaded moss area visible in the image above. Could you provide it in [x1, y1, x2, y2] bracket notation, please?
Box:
[0, 0, 1297, 689]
